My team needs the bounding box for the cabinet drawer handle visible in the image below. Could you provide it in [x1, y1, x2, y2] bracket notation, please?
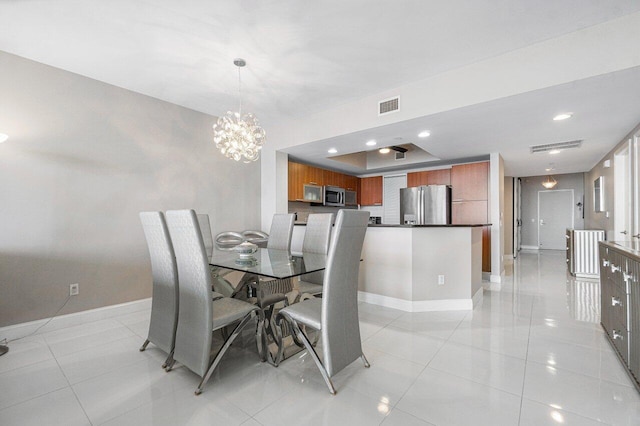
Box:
[611, 264, 620, 273]
[613, 330, 624, 340]
[623, 272, 633, 283]
[612, 297, 623, 307]
[603, 259, 610, 267]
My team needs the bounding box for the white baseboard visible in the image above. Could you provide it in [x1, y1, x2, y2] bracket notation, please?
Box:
[0, 298, 151, 341]
[358, 291, 474, 312]
[520, 245, 539, 250]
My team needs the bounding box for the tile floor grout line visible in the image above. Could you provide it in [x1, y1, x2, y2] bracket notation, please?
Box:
[50, 337, 95, 426]
[387, 308, 469, 419]
[516, 295, 535, 426]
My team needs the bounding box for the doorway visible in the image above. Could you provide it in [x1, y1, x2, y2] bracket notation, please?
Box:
[538, 190, 574, 250]
[614, 141, 632, 240]
[514, 178, 522, 257]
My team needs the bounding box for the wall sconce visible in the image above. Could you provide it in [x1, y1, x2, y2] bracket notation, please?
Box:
[541, 175, 557, 189]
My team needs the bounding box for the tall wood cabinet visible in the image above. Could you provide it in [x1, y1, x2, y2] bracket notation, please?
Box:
[450, 162, 491, 272]
[359, 176, 383, 206]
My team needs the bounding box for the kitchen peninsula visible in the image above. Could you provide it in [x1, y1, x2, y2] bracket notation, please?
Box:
[293, 223, 488, 312]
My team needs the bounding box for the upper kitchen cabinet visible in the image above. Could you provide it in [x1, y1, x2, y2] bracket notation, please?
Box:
[323, 169, 345, 188]
[288, 162, 324, 201]
[288, 161, 305, 201]
[344, 175, 359, 191]
[407, 169, 451, 187]
[360, 176, 383, 206]
[451, 162, 488, 201]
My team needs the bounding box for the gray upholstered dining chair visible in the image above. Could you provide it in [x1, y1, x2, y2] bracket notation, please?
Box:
[165, 209, 264, 395]
[297, 213, 333, 298]
[196, 213, 214, 257]
[197, 213, 237, 298]
[266, 213, 295, 251]
[138, 211, 179, 368]
[276, 209, 370, 394]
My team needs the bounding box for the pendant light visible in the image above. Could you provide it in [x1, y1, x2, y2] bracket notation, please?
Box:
[212, 59, 266, 163]
[542, 175, 557, 189]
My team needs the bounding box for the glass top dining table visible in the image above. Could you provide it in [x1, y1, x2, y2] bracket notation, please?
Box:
[208, 248, 326, 280]
[209, 247, 326, 365]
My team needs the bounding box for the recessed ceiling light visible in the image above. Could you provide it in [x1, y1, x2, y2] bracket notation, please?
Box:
[549, 149, 561, 155]
[328, 148, 337, 154]
[0, 133, 8, 143]
[553, 113, 573, 121]
[418, 130, 431, 138]
[366, 140, 377, 146]
[379, 148, 391, 154]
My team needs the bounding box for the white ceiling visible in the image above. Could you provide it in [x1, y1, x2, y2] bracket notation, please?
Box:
[285, 66, 640, 176]
[1, 0, 640, 176]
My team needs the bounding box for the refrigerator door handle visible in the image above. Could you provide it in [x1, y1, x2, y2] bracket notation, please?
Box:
[418, 187, 424, 225]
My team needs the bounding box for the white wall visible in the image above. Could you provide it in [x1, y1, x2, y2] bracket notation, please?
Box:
[585, 121, 640, 239]
[0, 51, 261, 326]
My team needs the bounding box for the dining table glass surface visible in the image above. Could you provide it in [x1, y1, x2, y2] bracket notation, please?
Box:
[208, 248, 326, 280]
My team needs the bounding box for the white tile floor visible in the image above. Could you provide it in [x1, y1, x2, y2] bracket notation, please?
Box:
[2, 250, 640, 425]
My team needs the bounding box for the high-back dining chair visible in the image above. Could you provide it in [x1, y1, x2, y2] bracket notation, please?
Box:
[165, 209, 263, 395]
[266, 214, 295, 251]
[297, 213, 333, 297]
[196, 213, 214, 257]
[276, 210, 370, 394]
[138, 212, 179, 368]
[197, 213, 237, 298]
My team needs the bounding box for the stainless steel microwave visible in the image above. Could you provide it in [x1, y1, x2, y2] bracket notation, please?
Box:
[324, 186, 345, 207]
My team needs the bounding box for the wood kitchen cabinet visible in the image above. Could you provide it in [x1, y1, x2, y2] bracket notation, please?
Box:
[360, 176, 383, 206]
[344, 175, 359, 191]
[288, 161, 360, 201]
[451, 162, 488, 201]
[288, 162, 324, 201]
[323, 169, 345, 188]
[288, 161, 305, 201]
[407, 169, 451, 187]
[450, 161, 490, 272]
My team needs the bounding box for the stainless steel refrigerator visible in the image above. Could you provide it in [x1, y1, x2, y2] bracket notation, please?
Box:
[400, 185, 452, 225]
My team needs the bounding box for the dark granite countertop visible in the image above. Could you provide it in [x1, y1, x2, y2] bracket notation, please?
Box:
[294, 222, 490, 227]
[367, 224, 490, 228]
[601, 240, 640, 261]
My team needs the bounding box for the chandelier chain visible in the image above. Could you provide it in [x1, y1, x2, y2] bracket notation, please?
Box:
[238, 65, 242, 115]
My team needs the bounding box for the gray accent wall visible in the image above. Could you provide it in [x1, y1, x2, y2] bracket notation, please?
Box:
[0, 51, 261, 326]
[519, 173, 585, 248]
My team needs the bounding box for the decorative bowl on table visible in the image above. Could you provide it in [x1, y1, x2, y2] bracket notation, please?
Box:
[233, 241, 258, 258]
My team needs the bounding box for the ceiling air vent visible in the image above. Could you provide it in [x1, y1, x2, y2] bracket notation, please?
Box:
[378, 96, 400, 116]
[395, 151, 406, 160]
[530, 140, 583, 154]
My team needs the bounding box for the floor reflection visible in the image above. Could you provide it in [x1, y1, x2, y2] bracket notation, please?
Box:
[566, 277, 600, 324]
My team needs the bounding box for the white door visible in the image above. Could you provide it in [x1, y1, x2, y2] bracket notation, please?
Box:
[383, 174, 407, 225]
[514, 177, 522, 257]
[614, 142, 632, 240]
[634, 132, 640, 240]
[538, 190, 574, 250]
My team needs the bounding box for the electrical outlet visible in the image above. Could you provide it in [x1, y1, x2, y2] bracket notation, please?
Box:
[69, 283, 79, 296]
[438, 275, 445, 285]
